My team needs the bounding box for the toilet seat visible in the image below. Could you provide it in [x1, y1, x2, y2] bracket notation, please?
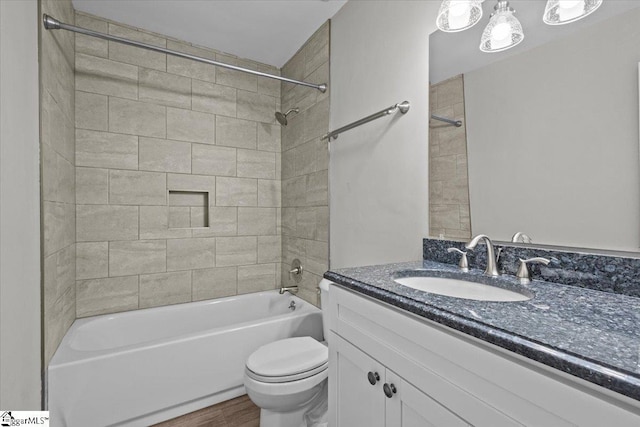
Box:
[246, 361, 328, 383]
[246, 337, 328, 384]
[244, 365, 328, 399]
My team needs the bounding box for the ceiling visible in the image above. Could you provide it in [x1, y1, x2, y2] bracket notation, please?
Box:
[430, 0, 640, 83]
[72, 0, 347, 68]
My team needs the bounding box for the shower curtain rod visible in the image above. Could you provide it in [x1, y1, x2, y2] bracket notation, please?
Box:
[430, 114, 462, 127]
[42, 14, 327, 93]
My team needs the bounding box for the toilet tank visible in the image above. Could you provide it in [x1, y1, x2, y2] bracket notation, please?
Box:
[318, 279, 332, 341]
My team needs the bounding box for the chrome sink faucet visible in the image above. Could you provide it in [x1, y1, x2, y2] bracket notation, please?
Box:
[465, 234, 500, 277]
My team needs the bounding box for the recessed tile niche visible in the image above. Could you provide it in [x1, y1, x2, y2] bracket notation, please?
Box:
[168, 190, 209, 228]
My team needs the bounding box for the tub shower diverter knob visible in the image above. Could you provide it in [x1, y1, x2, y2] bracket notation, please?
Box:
[289, 259, 303, 283]
[383, 383, 397, 398]
[367, 371, 380, 385]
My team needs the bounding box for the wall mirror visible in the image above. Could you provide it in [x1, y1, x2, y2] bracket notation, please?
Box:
[429, 0, 640, 252]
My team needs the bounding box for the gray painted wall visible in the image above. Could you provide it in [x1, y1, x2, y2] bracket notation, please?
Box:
[0, 0, 42, 409]
[329, 1, 436, 268]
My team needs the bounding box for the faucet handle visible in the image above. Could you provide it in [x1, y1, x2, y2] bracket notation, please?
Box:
[289, 259, 303, 283]
[447, 247, 469, 272]
[516, 257, 550, 284]
[289, 266, 303, 275]
[511, 232, 532, 243]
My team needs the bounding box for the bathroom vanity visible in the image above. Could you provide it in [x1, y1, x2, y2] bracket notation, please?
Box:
[324, 259, 640, 426]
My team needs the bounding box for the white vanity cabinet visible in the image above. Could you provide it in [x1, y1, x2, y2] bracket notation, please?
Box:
[332, 332, 468, 426]
[327, 285, 640, 427]
[331, 332, 385, 427]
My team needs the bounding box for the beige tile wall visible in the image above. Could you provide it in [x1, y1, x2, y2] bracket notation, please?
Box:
[41, 0, 76, 365]
[74, 12, 283, 317]
[280, 22, 330, 306]
[429, 75, 471, 240]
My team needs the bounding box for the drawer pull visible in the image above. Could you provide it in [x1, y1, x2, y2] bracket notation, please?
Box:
[383, 383, 397, 398]
[367, 371, 380, 385]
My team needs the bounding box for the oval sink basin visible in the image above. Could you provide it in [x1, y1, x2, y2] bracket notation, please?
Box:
[394, 276, 532, 302]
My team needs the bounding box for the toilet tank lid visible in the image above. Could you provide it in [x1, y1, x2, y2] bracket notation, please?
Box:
[246, 337, 328, 377]
[319, 279, 332, 292]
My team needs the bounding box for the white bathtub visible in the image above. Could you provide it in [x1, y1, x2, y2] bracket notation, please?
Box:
[48, 290, 322, 427]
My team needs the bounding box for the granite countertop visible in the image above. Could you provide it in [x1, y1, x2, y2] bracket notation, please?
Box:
[324, 260, 640, 401]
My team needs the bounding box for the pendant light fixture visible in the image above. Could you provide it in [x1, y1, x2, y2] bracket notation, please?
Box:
[543, 0, 603, 25]
[436, 0, 485, 32]
[479, 1, 524, 53]
[436, 0, 602, 53]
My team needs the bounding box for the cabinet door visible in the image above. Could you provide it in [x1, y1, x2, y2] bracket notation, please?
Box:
[385, 370, 470, 427]
[330, 333, 386, 427]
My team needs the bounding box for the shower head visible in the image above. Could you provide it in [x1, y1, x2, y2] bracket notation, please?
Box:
[275, 108, 299, 126]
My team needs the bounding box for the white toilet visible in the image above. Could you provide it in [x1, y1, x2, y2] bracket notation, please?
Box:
[244, 280, 331, 427]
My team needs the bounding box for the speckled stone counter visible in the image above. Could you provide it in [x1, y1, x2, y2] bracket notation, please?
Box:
[324, 260, 640, 401]
[424, 238, 640, 297]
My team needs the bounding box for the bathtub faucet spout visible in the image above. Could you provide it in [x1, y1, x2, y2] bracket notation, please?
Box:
[279, 286, 299, 295]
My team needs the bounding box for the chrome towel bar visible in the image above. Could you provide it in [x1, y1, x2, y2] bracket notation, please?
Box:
[42, 14, 327, 93]
[430, 114, 462, 127]
[322, 101, 410, 141]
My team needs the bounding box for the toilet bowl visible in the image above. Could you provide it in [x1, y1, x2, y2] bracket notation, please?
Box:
[244, 280, 331, 427]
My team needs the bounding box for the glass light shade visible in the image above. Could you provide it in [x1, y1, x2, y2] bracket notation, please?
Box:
[543, 0, 603, 25]
[436, 0, 484, 32]
[479, 2, 524, 53]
